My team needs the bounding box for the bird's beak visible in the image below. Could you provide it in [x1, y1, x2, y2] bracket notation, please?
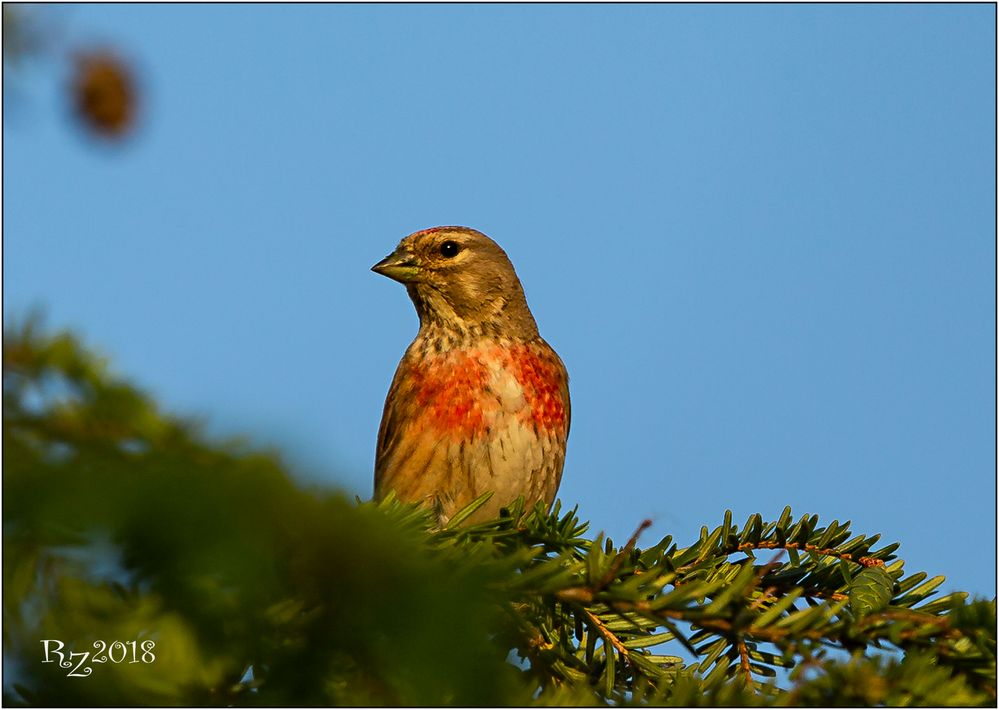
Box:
[371, 249, 420, 283]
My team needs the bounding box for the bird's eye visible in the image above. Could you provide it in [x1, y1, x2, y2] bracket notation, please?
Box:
[439, 240, 461, 258]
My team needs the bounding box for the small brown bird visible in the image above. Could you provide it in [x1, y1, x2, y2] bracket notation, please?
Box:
[372, 226, 570, 524]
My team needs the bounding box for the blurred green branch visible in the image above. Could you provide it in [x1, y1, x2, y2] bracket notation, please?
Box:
[3, 319, 995, 706]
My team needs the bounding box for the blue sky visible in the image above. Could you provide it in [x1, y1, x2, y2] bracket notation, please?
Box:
[4, 4, 995, 599]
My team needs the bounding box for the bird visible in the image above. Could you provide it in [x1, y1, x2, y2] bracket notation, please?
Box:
[371, 226, 570, 525]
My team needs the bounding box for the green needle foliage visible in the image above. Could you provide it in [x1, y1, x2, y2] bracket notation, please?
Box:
[3, 321, 996, 706]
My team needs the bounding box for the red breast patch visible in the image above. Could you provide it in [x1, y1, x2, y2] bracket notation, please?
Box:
[400, 343, 566, 438]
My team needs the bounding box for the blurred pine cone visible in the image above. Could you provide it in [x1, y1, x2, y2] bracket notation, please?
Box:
[71, 51, 136, 138]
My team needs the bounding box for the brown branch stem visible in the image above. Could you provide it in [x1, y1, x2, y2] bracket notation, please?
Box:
[737, 638, 752, 684]
[732, 540, 886, 567]
[580, 607, 631, 665]
[594, 519, 652, 592]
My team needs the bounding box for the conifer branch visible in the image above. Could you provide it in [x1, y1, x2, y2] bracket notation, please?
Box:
[4, 320, 995, 707]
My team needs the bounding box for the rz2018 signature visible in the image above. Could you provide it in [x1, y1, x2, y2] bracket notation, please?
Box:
[41, 639, 156, 677]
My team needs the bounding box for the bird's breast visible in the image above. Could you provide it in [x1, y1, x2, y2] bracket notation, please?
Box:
[398, 340, 568, 441]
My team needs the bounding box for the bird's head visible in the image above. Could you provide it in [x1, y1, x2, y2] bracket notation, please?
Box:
[372, 226, 539, 339]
